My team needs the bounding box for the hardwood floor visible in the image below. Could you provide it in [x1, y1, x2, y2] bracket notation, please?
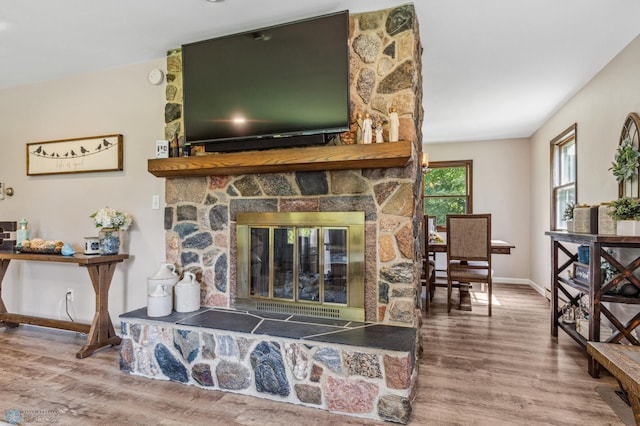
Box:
[417, 283, 625, 425]
[0, 284, 627, 425]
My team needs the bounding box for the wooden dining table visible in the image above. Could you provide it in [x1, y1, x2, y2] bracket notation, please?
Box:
[427, 239, 515, 310]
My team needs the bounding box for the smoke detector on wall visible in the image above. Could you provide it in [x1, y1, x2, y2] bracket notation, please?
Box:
[147, 68, 164, 85]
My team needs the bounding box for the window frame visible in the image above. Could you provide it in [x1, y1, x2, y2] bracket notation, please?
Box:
[423, 159, 473, 230]
[550, 123, 577, 231]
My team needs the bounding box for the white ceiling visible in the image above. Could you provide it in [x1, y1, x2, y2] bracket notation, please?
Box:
[1, 0, 639, 143]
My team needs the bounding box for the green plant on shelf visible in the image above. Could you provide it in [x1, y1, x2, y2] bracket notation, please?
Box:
[607, 197, 640, 221]
[562, 201, 575, 221]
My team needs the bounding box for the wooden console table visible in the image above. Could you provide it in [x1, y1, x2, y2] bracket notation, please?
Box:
[0, 251, 128, 358]
[546, 231, 640, 377]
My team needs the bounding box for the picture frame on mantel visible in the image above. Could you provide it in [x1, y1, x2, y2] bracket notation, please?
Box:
[26, 134, 123, 176]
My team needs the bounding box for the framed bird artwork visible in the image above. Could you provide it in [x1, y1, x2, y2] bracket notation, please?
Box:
[26, 134, 123, 176]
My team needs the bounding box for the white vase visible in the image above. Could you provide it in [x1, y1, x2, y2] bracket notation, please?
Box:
[616, 220, 640, 236]
[566, 220, 574, 232]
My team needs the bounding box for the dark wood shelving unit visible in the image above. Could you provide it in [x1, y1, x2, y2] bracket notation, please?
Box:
[148, 140, 413, 178]
[546, 231, 640, 378]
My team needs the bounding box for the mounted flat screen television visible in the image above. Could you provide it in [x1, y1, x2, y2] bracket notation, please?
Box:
[182, 10, 350, 153]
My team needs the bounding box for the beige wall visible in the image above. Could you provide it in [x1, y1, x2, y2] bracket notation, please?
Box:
[424, 138, 532, 286]
[530, 34, 640, 291]
[0, 59, 167, 323]
[3, 31, 638, 322]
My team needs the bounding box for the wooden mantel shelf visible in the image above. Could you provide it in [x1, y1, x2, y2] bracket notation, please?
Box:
[148, 140, 413, 177]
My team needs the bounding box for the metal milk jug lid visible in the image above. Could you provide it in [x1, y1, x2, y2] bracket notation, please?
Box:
[149, 262, 178, 280]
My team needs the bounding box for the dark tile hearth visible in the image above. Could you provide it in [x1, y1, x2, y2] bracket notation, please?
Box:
[120, 306, 415, 353]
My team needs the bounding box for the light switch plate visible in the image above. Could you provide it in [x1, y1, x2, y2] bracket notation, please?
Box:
[0, 182, 4, 200]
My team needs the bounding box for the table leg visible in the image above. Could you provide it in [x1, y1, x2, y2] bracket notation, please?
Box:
[459, 283, 472, 311]
[628, 391, 640, 425]
[0, 259, 19, 329]
[76, 262, 122, 358]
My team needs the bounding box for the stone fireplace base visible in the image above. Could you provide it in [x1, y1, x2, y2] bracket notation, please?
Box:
[119, 308, 416, 424]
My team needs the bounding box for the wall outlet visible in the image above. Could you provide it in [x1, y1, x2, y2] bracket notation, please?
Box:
[0, 182, 4, 200]
[66, 288, 74, 302]
[152, 194, 160, 210]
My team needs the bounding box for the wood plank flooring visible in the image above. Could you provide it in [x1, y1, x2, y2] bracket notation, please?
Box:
[0, 284, 628, 425]
[417, 283, 626, 425]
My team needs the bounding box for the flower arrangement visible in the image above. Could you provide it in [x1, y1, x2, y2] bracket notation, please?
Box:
[90, 207, 133, 230]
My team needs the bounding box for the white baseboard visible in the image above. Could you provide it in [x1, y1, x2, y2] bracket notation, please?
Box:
[492, 277, 547, 298]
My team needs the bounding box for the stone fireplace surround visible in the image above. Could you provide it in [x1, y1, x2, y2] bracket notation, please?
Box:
[120, 4, 424, 424]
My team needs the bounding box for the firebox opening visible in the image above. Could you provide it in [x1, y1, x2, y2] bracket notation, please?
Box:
[236, 212, 365, 321]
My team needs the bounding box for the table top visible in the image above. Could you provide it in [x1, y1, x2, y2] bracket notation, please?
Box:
[428, 239, 515, 254]
[588, 342, 640, 395]
[545, 231, 640, 244]
[0, 250, 129, 265]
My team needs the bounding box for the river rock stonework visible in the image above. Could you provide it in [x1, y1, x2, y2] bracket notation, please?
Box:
[156, 5, 423, 424]
[120, 318, 415, 424]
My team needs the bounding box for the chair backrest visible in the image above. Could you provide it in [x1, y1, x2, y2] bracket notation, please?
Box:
[446, 214, 491, 262]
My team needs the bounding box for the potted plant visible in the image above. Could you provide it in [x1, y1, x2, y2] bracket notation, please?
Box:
[607, 197, 640, 235]
[562, 201, 575, 232]
[609, 137, 640, 183]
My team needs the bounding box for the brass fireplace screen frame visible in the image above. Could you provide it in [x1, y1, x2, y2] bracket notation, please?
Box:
[236, 212, 365, 321]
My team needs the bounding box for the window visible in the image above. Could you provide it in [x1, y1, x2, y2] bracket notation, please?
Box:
[551, 124, 577, 230]
[423, 160, 473, 228]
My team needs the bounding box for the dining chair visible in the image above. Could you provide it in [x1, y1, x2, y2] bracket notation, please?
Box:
[422, 215, 437, 310]
[446, 214, 492, 315]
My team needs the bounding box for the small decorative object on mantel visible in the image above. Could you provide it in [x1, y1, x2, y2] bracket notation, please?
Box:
[363, 113, 373, 144]
[389, 107, 399, 142]
[155, 140, 169, 159]
[354, 112, 363, 144]
[90, 207, 133, 255]
[573, 204, 598, 234]
[375, 122, 384, 143]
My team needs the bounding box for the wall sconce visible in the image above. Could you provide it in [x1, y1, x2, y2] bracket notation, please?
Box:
[421, 152, 429, 174]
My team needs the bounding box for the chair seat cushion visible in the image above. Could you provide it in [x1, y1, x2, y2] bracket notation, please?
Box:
[449, 267, 490, 282]
[449, 260, 488, 267]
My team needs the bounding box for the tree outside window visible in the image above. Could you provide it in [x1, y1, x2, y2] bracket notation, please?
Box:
[423, 160, 472, 228]
[551, 124, 577, 231]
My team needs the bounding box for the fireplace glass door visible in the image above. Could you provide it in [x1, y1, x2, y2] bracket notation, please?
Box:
[236, 211, 364, 321]
[248, 226, 347, 306]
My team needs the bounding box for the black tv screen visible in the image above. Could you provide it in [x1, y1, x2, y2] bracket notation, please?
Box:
[182, 11, 350, 152]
